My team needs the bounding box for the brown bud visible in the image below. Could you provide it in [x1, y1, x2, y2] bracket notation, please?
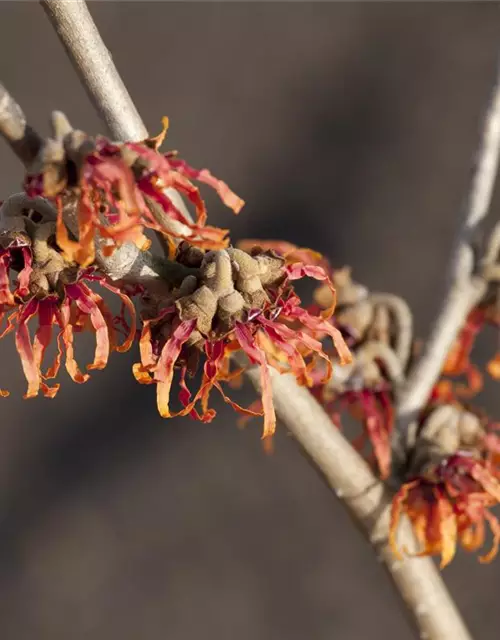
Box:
[201, 250, 234, 297]
[217, 290, 245, 331]
[176, 285, 217, 335]
[227, 248, 269, 306]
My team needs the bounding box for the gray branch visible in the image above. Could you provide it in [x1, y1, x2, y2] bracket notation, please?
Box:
[396, 58, 500, 446]
[245, 366, 472, 640]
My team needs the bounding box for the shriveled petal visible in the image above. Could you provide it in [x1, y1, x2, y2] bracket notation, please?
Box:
[33, 299, 56, 374]
[479, 511, 500, 563]
[435, 491, 457, 568]
[234, 322, 276, 441]
[15, 298, 41, 398]
[155, 319, 197, 417]
[99, 280, 136, 353]
[66, 283, 109, 370]
[286, 262, 337, 320]
[16, 247, 33, 299]
[168, 157, 245, 214]
[389, 482, 418, 560]
[56, 301, 90, 384]
[0, 252, 14, 306]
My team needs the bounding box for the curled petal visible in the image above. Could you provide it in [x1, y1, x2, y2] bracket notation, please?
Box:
[234, 322, 276, 441]
[0, 252, 14, 306]
[168, 157, 245, 214]
[286, 262, 337, 320]
[16, 247, 33, 299]
[56, 301, 90, 384]
[155, 319, 197, 417]
[479, 511, 500, 564]
[98, 280, 136, 353]
[15, 298, 41, 398]
[435, 492, 457, 568]
[66, 284, 109, 371]
[389, 482, 418, 560]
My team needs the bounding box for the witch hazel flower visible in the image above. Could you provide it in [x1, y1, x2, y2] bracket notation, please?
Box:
[0, 195, 135, 398]
[240, 241, 399, 477]
[133, 244, 351, 445]
[435, 295, 500, 402]
[390, 404, 500, 568]
[23, 113, 243, 268]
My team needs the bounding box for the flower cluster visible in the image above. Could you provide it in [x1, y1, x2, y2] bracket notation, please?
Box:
[0, 195, 135, 398]
[7, 110, 500, 569]
[237, 240, 500, 566]
[0, 114, 351, 450]
[390, 406, 500, 567]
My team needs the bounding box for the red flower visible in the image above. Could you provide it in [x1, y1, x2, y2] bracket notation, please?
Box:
[436, 302, 500, 400]
[323, 386, 394, 479]
[390, 453, 500, 567]
[25, 118, 244, 267]
[0, 241, 135, 398]
[133, 252, 351, 445]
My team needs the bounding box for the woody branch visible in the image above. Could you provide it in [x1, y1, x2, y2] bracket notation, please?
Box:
[396, 60, 500, 456]
[0, 0, 479, 638]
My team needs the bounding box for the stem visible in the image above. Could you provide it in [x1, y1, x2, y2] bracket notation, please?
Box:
[397, 58, 500, 440]
[0, 83, 43, 167]
[246, 367, 471, 640]
[41, 0, 146, 142]
[40, 0, 192, 223]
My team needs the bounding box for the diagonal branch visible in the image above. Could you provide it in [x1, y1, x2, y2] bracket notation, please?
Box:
[396, 58, 500, 446]
[40, 0, 192, 226]
[246, 367, 471, 640]
[35, 1, 473, 638]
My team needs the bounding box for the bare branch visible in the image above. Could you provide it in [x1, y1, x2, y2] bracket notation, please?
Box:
[0, 83, 43, 167]
[245, 367, 472, 640]
[39, 0, 193, 225]
[397, 60, 500, 442]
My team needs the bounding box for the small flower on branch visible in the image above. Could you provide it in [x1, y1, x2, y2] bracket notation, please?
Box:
[390, 404, 500, 567]
[436, 294, 500, 401]
[23, 114, 243, 267]
[133, 244, 351, 446]
[0, 197, 135, 398]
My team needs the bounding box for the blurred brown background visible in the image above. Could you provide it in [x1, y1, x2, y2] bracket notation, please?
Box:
[0, 2, 500, 639]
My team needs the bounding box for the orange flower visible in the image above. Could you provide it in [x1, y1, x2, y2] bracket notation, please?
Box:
[25, 121, 243, 267]
[438, 303, 500, 399]
[133, 260, 351, 444]
[0, 243, 135, 398]
[326, 387, 394, 479]
[390, 453, 500, 567]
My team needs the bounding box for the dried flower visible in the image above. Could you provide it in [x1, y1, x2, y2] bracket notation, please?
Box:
[24, 116, 243, 267]
[0, 217, 135, 398]
[390, 405, 500, 567]
[133, 246, 351, 444]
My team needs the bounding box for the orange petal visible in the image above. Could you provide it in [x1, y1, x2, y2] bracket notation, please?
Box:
[155, 319, 197, 417]
[15, 299, 41, 398]
[435, 492, 457, 568]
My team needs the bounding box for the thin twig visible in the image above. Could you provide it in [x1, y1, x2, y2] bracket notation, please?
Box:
[245, 367, 471, 640]
[0, 83, 43, 167]
[397, 60, 500, 443]
[40, 0, 193, 225]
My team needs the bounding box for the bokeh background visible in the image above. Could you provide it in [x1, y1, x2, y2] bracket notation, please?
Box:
[0, 2, 500, 638]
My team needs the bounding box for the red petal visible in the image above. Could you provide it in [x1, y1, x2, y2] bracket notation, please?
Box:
[234, 322, 276, 440]
[155, 319, 197, 417]
[15, 298, 41, 398]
